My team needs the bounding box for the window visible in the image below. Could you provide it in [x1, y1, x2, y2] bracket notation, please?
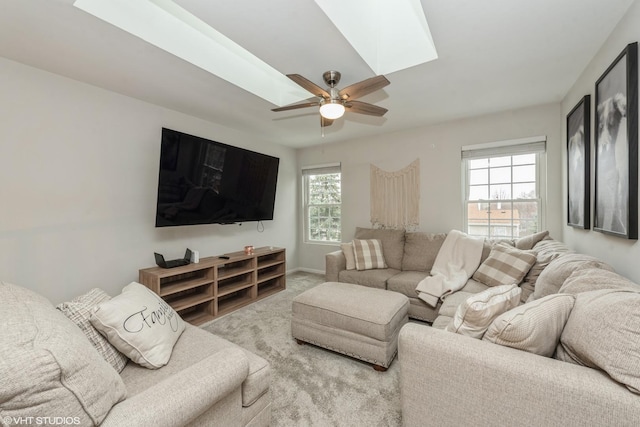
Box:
[303, 164, 341, 243]
[462, 137, 546, 239]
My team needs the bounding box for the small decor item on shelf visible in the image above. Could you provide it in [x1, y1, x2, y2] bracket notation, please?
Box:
[244, 245, 254, 255]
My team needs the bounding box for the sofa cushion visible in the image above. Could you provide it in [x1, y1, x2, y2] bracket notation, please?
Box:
[341, 242, 356, 270]
[519, 252, 560, 303]
[401, 232, 446, 272]
[355, 227, 405, 270]
[90, 282, 186, 369]
[57, 288, 128, 373]
[515, 230, 549, 250]
[387, 270, 429, 298]
[0, 282, 127, 425]
[338, 268, 400, 290]
[531, 238, 572, 258]
[432, 315, 452, 330]
[438, 291, 476, 318]
[483, 293, 575, 357]
[472, 245, 536, 287]
[122, 325, 269, 407]
[446, 284, 521, 339]
[353, 238, 387, 270]
[555, 286, 640, 394]
[459, 278, 491, 294]
[559, 267, 640, 295]
[435, 281, 489, 319]
[533, 254, 614, 300]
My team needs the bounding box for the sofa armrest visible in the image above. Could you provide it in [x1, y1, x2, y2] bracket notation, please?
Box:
[325, 250, 346, 282]
[102, 347, 249, 427]
[399, 323, 640, 427]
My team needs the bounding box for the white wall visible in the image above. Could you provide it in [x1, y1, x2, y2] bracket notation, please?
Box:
[297, 103, 563, 272]
[0, 57, 298, 304]
[562, 1, 640, 283]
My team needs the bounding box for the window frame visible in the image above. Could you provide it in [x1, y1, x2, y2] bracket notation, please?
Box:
[461, 137, 547, 239]
[302, 164, 342, 244]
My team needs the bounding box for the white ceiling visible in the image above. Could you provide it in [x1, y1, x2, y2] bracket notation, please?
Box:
[0, 0, 635, 148]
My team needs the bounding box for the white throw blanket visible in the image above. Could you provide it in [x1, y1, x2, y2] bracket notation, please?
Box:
[415, 230, 483, 307]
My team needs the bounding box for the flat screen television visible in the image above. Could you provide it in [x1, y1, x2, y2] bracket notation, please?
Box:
[155, 128, 279, 227]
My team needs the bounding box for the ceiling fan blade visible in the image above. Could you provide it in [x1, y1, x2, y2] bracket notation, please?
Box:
[287, 74, 330, 98]
[339, 75, 389, 101]
[345, 100, 388, 117]
[271, 101, 319, 112]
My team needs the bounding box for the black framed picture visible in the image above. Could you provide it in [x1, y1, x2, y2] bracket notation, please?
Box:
[567, 95, 590, 229]
[594, 42, 638, 239]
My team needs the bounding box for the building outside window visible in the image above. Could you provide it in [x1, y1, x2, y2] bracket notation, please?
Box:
[303, 164, 341, 243]
[462, 137, 546, 239]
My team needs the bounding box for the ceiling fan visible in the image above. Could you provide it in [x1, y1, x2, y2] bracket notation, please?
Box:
[271, 71, 390, 127]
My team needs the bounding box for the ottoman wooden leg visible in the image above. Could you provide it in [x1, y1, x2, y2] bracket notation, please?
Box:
[295, 338, 306, 345]
[373, 364, 388, 372]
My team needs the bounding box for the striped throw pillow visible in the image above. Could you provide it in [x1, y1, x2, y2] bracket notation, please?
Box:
[472, 244, 536, 287]
[57, 288, 128, 373]
[353, 239, 387, 271]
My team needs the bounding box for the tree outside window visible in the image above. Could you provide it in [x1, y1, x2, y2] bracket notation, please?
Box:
[304, 168, 341, 243]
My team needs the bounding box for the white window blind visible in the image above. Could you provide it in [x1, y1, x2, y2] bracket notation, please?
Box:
[462, 136, 546, 159]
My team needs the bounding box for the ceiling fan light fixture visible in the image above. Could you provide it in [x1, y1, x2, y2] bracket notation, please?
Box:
[319, 100, 345, 119]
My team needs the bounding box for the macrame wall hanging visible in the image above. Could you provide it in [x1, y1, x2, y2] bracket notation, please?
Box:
[370, 159, 420, 230]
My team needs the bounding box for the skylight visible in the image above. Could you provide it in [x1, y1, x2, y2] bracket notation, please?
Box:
[73, 0, 310, 107]
[314, 0, 438, 75]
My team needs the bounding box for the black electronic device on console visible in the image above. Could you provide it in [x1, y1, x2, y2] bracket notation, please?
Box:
[154, 249, 193, 268]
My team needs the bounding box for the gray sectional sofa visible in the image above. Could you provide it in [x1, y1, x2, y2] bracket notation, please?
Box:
[327, 227, 640, 426]
[0, 282, 270, 426]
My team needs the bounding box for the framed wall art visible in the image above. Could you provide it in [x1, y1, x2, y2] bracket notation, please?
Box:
[567, 95, 591, 228]
[594, 42, 638, 239]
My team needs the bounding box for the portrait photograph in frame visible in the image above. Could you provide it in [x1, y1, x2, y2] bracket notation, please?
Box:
[594, 42, 638, 239]
[567, 95, 590, 228]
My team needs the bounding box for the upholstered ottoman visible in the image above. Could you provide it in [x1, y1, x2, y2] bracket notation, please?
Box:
[291, 281, 409, 371]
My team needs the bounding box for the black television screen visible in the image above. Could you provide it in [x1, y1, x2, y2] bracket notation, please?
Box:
[155, 128, 279, 227]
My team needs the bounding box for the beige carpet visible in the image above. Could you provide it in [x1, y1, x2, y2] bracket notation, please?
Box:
[201, 271, 402, 427]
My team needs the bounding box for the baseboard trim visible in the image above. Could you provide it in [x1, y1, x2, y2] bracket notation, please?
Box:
[287, 267, 325, 276]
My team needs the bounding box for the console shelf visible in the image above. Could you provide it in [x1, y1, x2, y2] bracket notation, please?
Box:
[139, 247, 286, 325]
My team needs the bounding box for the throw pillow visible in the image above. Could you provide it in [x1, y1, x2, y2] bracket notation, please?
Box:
[57, 288, 128, 373]
[341, 242, 356, 270]
[531, 238, 572, 259]
[472, 244, 536, 287]
[354, 227, 405, 270]
[352, 239, 387, 271]
[533, 254, 614, 300]
[519, 252, 560, 303]
[401, 232, 446, 272]
[0, 282, 126, 425]
[90, 282, 186, 369]
[555, 287, 640, 394]
[515, 230, 549, 250]
[483, 293, 575, 357]
[559, 267, 640, 295]
[446, 284, 521, 339]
